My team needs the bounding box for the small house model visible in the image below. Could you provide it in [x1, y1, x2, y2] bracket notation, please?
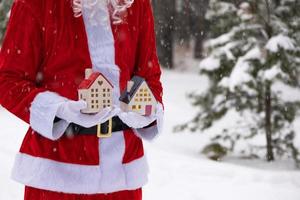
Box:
[119, 76, 157, 116]
[78, 69, 113, 114]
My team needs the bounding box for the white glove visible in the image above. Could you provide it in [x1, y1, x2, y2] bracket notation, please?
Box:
[56, 100, 119, 128]
[117, 103, 163, 129]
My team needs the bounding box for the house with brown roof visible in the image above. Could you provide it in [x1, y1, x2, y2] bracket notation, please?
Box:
[119, 76, 157, 116]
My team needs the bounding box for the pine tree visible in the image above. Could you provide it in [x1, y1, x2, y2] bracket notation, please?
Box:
[205, 0, 239, 39]
[0, 0, 13, 44]
[152, 0, 176, 69]
[177, 0, 300, 165]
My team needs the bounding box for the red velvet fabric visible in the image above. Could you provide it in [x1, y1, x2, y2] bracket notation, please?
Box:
[20, 131, 100, 165]
[24, 186, 142, 200]
[122, 130, 144, 164]
[0, 0, 162, 165]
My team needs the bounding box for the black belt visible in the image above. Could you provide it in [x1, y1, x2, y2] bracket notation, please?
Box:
[64, 116, 130, 138]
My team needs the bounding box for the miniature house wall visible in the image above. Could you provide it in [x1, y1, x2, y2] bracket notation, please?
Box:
[120, 76, 157, 116]
[78, 69, 113, 114]
[127, 81, 156, 115]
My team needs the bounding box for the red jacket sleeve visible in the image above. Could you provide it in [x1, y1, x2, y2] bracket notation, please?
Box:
[0, 1, 47, 124]
[134, 0, 163, 105]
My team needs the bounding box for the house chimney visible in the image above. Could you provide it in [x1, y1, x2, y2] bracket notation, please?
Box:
[85, 68, 93, 79]
[127, 81, 134, 92]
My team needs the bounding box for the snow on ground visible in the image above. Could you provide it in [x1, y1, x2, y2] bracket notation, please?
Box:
[0, 106, 25, 200]
[1, 70, 300, 200]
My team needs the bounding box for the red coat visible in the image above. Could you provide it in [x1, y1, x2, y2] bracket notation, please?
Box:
[0, 0, 163, 194]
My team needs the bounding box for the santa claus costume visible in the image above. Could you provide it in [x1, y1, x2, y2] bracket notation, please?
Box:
[0, 0, 163, 199]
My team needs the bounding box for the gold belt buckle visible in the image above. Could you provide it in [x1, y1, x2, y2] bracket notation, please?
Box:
[97, 118, 113, 138]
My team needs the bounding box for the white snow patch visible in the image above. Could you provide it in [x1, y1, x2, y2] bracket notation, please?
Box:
[243, 46, 262, 60]
[216, 41, 240, 60]
[206, 31, 234, 47]
[265, 34, 296, 53]
[272, 81, 300, 102]
[239, 2, 250, 10]
[199, 56, 220, 71]
[206, 1, 236, 19]
[219, 77, 230, 88]
[237, 2, 253, 21]
[260, 62, 283, 81]
[228, 47, 261, 91]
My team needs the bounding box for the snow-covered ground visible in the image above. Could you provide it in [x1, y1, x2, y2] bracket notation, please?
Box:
[1, 70, 300, 200]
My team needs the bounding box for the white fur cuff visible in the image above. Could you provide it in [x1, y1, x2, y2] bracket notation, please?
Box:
[134, 103, 164, 141]
[29, 91, 70, 140]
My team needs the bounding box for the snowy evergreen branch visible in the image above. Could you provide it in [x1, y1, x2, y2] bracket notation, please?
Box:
[176, 0, 300, 166]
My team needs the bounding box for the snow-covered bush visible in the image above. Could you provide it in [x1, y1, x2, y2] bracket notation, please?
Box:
[177, 0, 300, 166]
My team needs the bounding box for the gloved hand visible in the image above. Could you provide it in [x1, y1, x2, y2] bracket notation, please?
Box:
[56, 100, 119, 128]
[117, 103, 163, 129]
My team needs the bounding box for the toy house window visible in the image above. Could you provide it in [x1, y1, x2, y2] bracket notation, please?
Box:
[148, 98, 151, 101]
[107, 89, 110, 92]
[103, 100, 106, 103]
[144, 98, 147, 101]
[96, 100, 98, 103]
[103, 94, 106, 97]
[91, 89, 94, 92]
[140, 89, 143, 92]
[91, 94, 94, 97]
[103, 105, 106, 108]
[135, 98, 138, 102]
[132, 105, 136, 110]
[108, 93, 110, 97]
[107, 100, 110, 103]
[138, 105, 141, 109]
[96, 93, 98, 97]
[103, 89, 106, 92]
[140, 98, 143, 101]
[91, 105, 94, 108]
[95, 89, 98, 92]
[96, 105, 99, 108]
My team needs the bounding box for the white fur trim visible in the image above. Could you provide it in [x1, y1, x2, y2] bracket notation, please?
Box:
[98, 131, 126, 191]
[11, 152, 149, 194]
[134, 125, 159, 141]
[29, 91, 70, 140]
[134, 103, 164, 141]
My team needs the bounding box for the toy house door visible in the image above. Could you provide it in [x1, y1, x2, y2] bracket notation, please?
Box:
[145, 105, 152, 116]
